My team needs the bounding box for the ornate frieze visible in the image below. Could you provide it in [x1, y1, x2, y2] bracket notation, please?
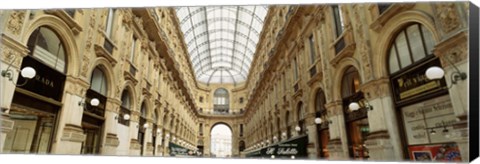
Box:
[6, 10, 26, 36]
[435, 3, 461, 34]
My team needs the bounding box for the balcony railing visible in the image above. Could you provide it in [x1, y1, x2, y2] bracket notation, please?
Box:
[197, 108, 246, 116]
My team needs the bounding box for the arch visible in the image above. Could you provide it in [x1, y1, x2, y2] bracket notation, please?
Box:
[26, 26, 68, 73]
[140, 101, 148, 119]
[23, 15, 80, 77]
[119, 80, 137, 111]
[341, 66, 362, 98]
[213, 88, 230, 113]
[238, 140, 246, 152]
[314, 89, 327, 113]
[372, 10, 440, 79]
[87, 59, 116, 98]
[139, 97, 154, 118]
[210, 122, 233, 132]
[210, 123, 233, 157]
[89, 67, 108, 96]
[331, 58, 362, 101]
[308, 82, 325, 114]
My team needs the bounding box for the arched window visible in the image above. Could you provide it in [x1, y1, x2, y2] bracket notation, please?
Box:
[28, 26, 67, 73]
[297, 102, 306, 135]
[341, 66, 360, 98]
[140, 102, 147, 119]
[388, 23, 435, 74]
[315, 90, 327, 113]
[119, 89, 132, 126]
[121, 90, 131, 109]
[239, 140, 245, 152]
[139, 102, 147, 156]
[285, 111, 291, 138]
[214, 88, 229, 113]
[90, 68, 108, 96]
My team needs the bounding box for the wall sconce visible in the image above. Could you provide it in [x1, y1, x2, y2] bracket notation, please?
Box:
[349, 100, 373, 112]
[271, 155, 275, 159]
[1, 56, 36, 87]
[426, 55, 467, 86]
[281, 132, 287, 137]
[291, 155, 295, 159]
[314, 117, 332, 125]
[156, 128, 161, 135]
[165, 134, 170, 139]
[143, 123, 149, 129]
[79, 98, 100, 107]
[295, 125, 301, 132]
[273, 136, 278, 141]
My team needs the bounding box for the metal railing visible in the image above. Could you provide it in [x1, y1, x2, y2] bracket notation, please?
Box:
[197, 108, 246, 116]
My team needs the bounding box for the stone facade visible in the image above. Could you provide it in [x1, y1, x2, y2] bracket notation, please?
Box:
[0, 2, 470, 162]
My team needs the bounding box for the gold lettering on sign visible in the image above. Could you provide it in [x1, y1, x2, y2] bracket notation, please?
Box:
[400, 81, 440, 99]
[34, 75, 54, 88]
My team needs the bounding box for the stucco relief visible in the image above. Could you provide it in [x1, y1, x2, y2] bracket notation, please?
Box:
[436, 3, 460, 34]
[80, 54, 89, 77]
[353, 5, 373, 82]
[1, 46, 22, 67]
[7, 10, 26, 36]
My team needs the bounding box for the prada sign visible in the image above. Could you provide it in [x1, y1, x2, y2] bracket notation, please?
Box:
[391, 58, 447, 103]
[17, 55, 66, 101]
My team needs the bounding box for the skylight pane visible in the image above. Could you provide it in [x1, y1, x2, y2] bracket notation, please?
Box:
[176, 5, 268, 84]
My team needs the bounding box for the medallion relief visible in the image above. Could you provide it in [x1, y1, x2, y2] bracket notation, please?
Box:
[436, 3, 460, 34]
[7, 10, 26, 36]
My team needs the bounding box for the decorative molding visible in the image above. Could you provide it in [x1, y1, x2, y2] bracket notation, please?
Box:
[44, 10, 83, 35]
[130, 139, 141, 150]
[60, 124, 86, 143]
[359, 77, 391, 100]
[6, 10, 26, 35]
[94, 44, 118, 67]
[435, 3, 461, 34]
[105, 133, 120, 147]
[433, 31, 468, 66]
[369, 4, 416, 32]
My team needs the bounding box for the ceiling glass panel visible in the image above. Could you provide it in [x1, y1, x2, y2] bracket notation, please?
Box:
[176, 5, 269, 84]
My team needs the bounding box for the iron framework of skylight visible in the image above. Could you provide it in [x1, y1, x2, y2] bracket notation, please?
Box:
[175, 6, 268, 85]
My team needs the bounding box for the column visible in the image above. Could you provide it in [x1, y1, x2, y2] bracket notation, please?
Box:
[128, 110, 141, 155]
[102, 98, 121, 155]
[434, 31, 469, 162]
[51, 79, 89, 154]
[0, 32, 29, 153]
[305, 111, 318, 159]
[325, 101, 349, 160]
[361, 78, 402, 161]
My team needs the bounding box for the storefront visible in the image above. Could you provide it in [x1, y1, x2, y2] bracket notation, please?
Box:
[169, 142, 196, 157]
[3, 27, 68, 154]
[341, 66, 370, 160]
[314, 89, 330, 158]
[387, 23, 464, 162]
[81, 67, 108, 154]
[245, 134, 308, 159]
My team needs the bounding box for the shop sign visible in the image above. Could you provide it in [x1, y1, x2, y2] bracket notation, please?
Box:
[402, 95, 456, 145]
[247, 135, 308, 158]
[169, 142, 189, 156]
[18, 55, 66, 101]
[391, 59, 446, 102]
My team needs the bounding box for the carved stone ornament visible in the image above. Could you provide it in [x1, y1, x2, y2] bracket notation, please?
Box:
[1, 46, 22, 67]
[80, 54, 89, 77]
[436, 3, 460, 34]
[7, 10, 26, 35]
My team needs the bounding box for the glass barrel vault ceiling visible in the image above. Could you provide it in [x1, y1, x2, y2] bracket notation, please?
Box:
[175, 6, 269, 84]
